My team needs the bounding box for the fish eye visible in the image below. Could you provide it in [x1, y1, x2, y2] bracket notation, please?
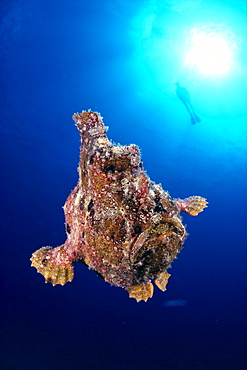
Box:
[105, 164, 115, 173]
[154, 203, 164, 212]
[134, 225, 142, 234]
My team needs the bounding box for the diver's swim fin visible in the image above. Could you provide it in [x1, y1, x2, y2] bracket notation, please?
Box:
[195, 114, 201, 123]
[190, 113, 201, 124]
[190, 116, 196, 125]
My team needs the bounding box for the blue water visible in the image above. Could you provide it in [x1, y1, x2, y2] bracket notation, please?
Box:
[1, 1, 247, 369]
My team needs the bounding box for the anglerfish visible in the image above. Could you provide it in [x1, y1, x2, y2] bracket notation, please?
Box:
[31, 111, 208, 302]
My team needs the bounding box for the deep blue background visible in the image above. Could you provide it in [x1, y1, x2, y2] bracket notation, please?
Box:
[1, 1, 247, 369]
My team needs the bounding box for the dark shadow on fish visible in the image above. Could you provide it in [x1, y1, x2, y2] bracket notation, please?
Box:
[175, 82, 201, 125]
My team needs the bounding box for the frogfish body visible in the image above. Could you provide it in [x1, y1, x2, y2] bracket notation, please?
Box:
[31, 111, 207, 302]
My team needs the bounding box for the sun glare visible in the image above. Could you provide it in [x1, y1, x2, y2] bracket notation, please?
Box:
[184, 26, 236, 76]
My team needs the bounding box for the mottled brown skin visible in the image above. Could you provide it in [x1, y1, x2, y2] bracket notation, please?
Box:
[31, 111, 207, 302]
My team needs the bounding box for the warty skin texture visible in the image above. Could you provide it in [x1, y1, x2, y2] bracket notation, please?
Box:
[31, 111, 208, 302]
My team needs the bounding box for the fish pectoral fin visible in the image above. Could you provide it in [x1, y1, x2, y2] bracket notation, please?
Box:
[181, 196, 208, 216]
[30, 245, 74, 286]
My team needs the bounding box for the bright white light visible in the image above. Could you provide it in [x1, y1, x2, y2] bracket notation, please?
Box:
[185, 27, 235, 75]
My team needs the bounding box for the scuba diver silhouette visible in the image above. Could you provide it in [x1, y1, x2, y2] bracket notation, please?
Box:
[175, 82, 201, 125]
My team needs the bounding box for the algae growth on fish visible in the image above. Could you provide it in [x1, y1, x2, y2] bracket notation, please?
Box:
[31, 111, 208, 302]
